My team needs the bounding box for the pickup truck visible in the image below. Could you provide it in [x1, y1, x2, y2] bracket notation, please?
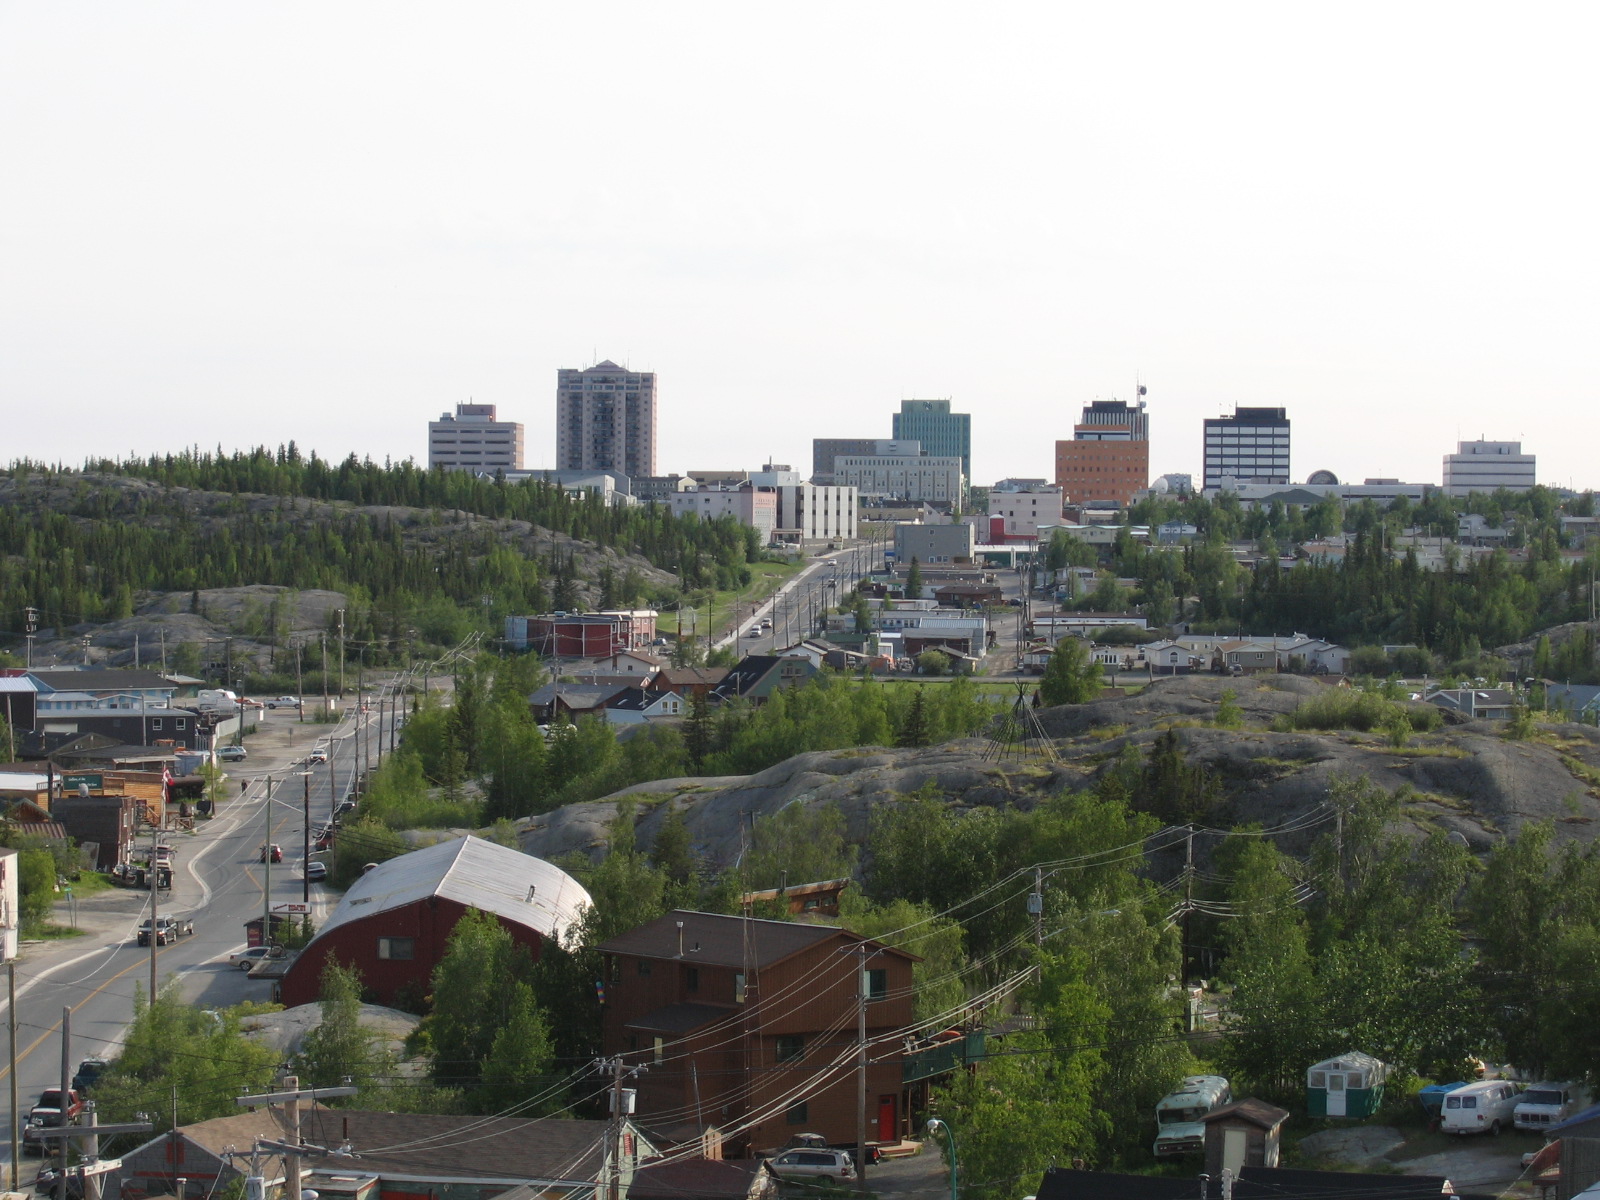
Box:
[22, 1088, 82, 1155]
[137, 915, 195, 946]
[264, 696, 301, 709]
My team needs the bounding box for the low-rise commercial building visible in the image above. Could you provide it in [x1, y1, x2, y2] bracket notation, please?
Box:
[669, 483, 778, 542]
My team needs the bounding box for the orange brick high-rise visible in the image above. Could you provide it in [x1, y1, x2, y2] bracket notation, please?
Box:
[1055, 398, 1150, 506]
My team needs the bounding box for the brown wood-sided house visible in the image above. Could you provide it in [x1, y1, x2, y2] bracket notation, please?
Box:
[597, 911, 917, 1153]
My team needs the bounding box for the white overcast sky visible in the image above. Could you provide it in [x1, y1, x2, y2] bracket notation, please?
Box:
[4, 4, 1597, 490]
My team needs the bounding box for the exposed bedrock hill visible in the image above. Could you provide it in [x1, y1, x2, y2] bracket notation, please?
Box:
[515, 675, 1600, 871]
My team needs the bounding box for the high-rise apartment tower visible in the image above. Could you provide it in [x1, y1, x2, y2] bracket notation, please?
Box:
[556, 361, 657, 480]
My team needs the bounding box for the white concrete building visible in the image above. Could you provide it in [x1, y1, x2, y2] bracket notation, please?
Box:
[668, 483, 778, 541]
[1443, 440, 1536, 496]
[835, 453, 966, 505]
[428, 403, 525, 472]
[750, 465, 858, 543]
[988, 486, 1063, 539]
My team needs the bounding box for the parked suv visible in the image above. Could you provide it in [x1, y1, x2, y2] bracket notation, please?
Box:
[137, 915, 195, 946]
[768, 1149, 857, 1182]
[217, 744, 247, 762]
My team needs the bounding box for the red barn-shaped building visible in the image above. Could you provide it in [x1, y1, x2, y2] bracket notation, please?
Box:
[280, 836, 590, 1008]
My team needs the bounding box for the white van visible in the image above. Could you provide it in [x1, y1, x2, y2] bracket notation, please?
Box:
[1441, 1080, 1523, 1136]
[1154, 1075, 1232, 1157]
[1515, 1083, 1589, 1132]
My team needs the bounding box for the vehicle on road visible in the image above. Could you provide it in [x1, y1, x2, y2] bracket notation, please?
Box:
[746, 627, 762, 637]
[308, 747, 329, 764]
[768, 1149, 857, 1182]
[335, 798, 356, 815]
[259, 844, 283, 863]
[228, 945, 284, 971]
[22, 1089, 82, 1155]
[1442, 1079, 1523, 1135]
[217, 745, 247, 762]
[306, 861, 328, 882]
[264, 696, 301, 709]
[137, 915, 195, 946]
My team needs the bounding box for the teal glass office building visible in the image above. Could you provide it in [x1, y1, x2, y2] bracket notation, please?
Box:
[892, 399, 971, 480]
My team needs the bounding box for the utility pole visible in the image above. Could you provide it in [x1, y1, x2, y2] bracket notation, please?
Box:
[838, 945, 878, 1188]
[1030, 866, 1045, 952]
[24, 606, 37, 669]
[31, 1110, 151, 1200]
[599, 1056, 640, 1200]
[236, 1078, 358, 1200]
[302, 771, 312, 904]
[57, 1006, 70, 1200]
[262, 776, 274, 940]
[1181, 824, 1195, 987]
[8, 960, 17, 1189]
[336, 610, 346, 698]
[149, 825, 160, 1003]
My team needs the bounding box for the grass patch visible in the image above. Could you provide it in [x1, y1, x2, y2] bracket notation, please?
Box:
[1088, 724, 1128, 742]
[66, 872, 117, 899]
[23, 923, 86, 941]
[1374, 744, 1471, 758]
[1561, 754, 1600, 796]
[1274, 689, 1441, 735]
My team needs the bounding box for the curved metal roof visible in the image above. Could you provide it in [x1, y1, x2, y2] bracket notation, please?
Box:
[317, 835, 591, 943]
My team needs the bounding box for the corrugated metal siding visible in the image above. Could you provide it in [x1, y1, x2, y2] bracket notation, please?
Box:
[1561, 1137, 1600, 1200]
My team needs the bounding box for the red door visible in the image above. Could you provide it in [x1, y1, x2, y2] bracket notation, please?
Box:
[877, 1095, 896, 1143]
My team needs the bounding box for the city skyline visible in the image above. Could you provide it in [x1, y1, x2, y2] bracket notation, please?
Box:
[4, 6, 1597, 491]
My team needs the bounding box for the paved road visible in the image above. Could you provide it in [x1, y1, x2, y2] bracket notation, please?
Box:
[0, 690, 403, 1178]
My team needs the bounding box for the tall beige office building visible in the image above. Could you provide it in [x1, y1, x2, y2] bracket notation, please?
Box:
[427, 403, 525, 472]
[555, 361, 657, 480]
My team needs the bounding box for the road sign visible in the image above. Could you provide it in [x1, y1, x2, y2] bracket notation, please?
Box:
[272, 903, 310, 913]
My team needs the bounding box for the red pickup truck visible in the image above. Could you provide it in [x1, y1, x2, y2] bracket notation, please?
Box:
[23, 1088, 83, 1154]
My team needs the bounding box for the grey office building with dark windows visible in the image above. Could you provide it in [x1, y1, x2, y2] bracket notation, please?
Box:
[1203, 407, 1290, 489]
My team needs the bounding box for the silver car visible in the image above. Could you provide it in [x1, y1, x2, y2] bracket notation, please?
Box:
[768, 1149, 857, 1182]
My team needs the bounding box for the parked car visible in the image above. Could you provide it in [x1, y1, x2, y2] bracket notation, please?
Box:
[308, 747, 329, 764]
[306, 861, 328, 883]
[70, 1057, 107, 1096]
[768, 1149, 857, 1182]
[264, 696, 301, 709]
[259, 844, 283, 863]
[1515, 1082, 1590, 1132]
[22, 1089, 82, 1155]
[228, 945, 283, 971]
[335, 798, 357, 816]
[217, 745, 247, 762]
[137, 915, 194, 946]
[1442, 1079, 1523, 1135]
[34, 1166, 86, 1197]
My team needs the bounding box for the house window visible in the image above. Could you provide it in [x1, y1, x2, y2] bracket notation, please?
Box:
[734, 972, 747, 1003]
[151, 719, 162, 730]
[776, 1034, 805, 1063]
[654, 1036, 664, 1064]
[686, 967, 699, 992]
[377, 937, 415, 961]
[176, 719, 186, 730]
[786, 1102, 809, 1125]
[638, 960, 652, 977]
[866, 968, 888, 1001]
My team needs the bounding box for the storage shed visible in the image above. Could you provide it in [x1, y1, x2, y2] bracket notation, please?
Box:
[1307, 1051, 1388, 1118]
[1203, 1098, 1290, 1175]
